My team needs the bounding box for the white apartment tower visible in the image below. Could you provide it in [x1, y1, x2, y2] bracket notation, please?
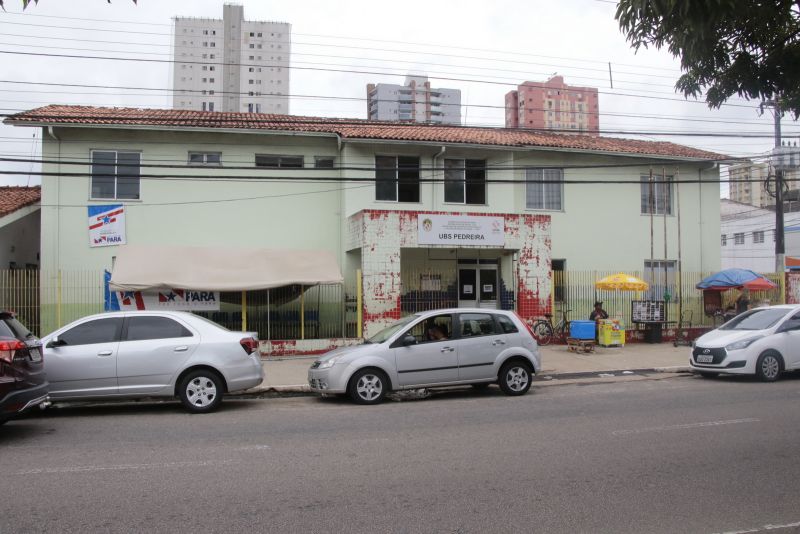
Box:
[367, 75, 461, 124]
[172, 4, 291, 114]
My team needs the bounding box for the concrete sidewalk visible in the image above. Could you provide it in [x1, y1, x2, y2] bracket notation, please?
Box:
[253, 342, 694, 394]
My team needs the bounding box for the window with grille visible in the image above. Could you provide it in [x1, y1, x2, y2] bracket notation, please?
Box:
[188, 152, 221, 166]
[640, 175, 673, 215]
[721, 234, 727, 246]
[734, 232, 745, 245]
[525, 168, 563, 210]
[753, 230, 765, 244]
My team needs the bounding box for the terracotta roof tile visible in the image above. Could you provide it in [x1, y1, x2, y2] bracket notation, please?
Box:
[5, 105, 725, 160]
[0, 186, 41, 218]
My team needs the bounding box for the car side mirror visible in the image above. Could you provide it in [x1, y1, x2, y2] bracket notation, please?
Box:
[46, 336, 64, 348]
[401, 334, 417, 346]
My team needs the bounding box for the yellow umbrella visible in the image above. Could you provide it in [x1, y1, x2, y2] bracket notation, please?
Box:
[595, 273, 649, 291]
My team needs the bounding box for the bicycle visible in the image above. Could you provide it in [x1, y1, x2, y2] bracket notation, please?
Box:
[531, 307, 572, 346]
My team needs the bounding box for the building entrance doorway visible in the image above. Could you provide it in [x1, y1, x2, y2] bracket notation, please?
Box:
[458, 261, 498, 309]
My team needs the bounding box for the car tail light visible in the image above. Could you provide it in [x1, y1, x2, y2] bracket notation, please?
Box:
[0, 338, 25, 363]
[514, 313, 538, 342]
[240, 337, 258, 355]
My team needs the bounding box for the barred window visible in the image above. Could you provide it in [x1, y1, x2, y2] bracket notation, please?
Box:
[525, 168, 563, 210]
[641, 175, 673, 215]
[734, 232, 745, 245]
[753, 230, 765, 244]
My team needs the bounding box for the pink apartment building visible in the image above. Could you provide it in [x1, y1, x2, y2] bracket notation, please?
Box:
[505, 76, 599, 135]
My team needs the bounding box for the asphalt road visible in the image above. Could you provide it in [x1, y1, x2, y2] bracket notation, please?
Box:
[3, 374, 800, 534]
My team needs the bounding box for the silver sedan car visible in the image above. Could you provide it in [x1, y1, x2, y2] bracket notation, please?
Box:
[308, 308, 541, 404]
[42, 311, 264, 413]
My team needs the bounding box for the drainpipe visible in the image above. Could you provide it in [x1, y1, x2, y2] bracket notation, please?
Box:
[47, 126, 62, 328]
[432, 146, 446, 206]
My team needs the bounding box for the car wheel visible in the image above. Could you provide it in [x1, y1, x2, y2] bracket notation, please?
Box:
[756, 351, 782, 382]
[348, 369, 388, 405]
[697, 371, 718, 378]
[498, 360, 532, 396]
[178, 370, 224, 413]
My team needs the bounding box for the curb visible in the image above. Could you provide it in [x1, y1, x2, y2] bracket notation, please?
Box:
[234, 366, 695, 398]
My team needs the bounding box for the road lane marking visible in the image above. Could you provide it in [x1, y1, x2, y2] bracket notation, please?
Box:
[612, 418, 760, 436]
[714, 520, 800, 533]
[14, 459, 235, 475]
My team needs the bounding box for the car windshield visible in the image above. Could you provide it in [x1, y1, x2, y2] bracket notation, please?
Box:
[366, 315, 417, 344]
[719, 307, 791, 331]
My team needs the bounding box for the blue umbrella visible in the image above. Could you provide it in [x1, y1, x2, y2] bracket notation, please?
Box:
[696, 268, 777, 291]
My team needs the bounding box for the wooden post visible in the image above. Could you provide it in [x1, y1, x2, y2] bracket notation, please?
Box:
[242, 290, 247, 332]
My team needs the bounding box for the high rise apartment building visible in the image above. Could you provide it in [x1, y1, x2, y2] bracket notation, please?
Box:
[728, 162, 800, 208]
[172, 4, 291, 114]
[367, 75, 461, 124]
[505, 76, 599, 135]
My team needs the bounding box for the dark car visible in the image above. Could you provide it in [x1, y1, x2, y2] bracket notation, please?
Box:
[0, 311, 48, 425]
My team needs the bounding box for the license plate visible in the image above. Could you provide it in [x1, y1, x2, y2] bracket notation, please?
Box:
[696, 354, 714, 363]
[28, 347, 42, 362]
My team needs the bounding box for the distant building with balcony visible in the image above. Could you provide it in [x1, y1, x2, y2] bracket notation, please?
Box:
[172, 4, 291, 114]
[728, 162, 800, 210]
[367, 75, 461, 124]
[505, 75, 599, 135]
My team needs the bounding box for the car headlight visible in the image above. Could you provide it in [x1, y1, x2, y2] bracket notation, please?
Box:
[725, 337, 763, 351]
[317, 355, 344, 369]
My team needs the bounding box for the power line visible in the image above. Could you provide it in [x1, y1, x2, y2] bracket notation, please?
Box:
[0, 14, 686, 75]
[0, 78, 785, 129]
[0, 49, 763, 111]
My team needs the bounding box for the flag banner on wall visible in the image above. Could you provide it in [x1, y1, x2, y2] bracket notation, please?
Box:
[104, 272, 220, 311]
[88, 204, 126, 247]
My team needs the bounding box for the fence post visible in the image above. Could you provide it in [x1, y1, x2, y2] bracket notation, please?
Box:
[300, 285, 305, 340]
[242, 290, 247, 332]
[57, 269, 62, 328]
[357, 269, 363, 338]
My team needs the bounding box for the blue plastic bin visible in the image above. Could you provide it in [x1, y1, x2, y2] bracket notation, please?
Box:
[570, 320, 596, 340]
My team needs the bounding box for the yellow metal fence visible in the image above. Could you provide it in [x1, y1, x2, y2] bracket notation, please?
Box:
[0, 269, 787, 337]
[552, 270, 784, 329]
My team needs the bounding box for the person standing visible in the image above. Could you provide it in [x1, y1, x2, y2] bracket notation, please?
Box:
[735, 289, 750, 315]
[589, 301, 608, 321]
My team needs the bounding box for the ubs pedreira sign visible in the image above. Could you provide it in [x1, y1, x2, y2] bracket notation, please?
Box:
[417, 214, 505, 246]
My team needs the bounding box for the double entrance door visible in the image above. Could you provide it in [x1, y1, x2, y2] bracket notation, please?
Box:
[458, 262, 498, 309]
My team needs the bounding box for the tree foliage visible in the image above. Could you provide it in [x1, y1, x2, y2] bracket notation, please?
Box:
[0, 0, 137, 9]
[616, 0, 800, 117]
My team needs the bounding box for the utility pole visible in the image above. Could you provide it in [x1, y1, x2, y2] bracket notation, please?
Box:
[774, 105, 786, 274]
[762, 99, 785, 273]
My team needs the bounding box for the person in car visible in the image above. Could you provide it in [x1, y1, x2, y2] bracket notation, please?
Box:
[427, 325, 448, 341]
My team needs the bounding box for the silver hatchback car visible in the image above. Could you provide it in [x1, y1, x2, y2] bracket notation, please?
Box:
[308, 308, 541, 404]
[42, 311, 264, 413]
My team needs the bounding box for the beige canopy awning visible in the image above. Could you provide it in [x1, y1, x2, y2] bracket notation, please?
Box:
[109, 245, 343, 292]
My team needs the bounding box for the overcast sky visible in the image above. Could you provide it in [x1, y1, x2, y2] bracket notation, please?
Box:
[1, 0, 797, 192]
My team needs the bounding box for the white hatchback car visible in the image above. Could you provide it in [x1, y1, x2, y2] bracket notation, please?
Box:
[308, 308, 541, 404]
[42, 311, 264, 413]
[690, 304, 800, 381]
